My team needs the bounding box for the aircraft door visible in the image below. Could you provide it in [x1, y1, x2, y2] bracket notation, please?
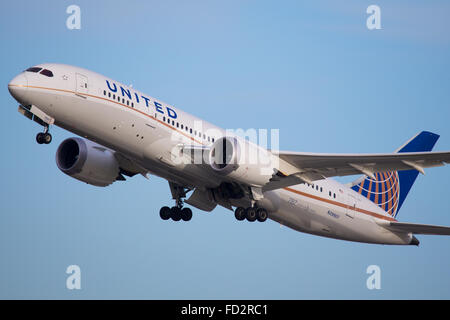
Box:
[76, 73, 88, 94]
[346, 193, 356, 219]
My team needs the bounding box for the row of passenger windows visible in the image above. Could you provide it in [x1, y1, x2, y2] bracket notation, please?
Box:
[103, 90, 134, 108]
[162, 116, 215, 143]
[307, 183, 336, 199]
[102, 90, 215, 143]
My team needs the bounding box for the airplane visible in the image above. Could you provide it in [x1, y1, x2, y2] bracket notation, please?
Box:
[8, 63, 450, 246]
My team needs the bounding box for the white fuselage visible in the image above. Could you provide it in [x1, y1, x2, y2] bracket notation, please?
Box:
[8, 63, 414, 245]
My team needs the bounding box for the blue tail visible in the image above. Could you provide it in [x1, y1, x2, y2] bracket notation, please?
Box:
[351, 131, 440, 218]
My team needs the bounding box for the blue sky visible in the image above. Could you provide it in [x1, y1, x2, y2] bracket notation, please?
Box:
[1, 0, 450, 299]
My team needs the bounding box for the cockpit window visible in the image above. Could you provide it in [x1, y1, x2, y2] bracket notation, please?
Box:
[40, 69, 54, 77]
[25, 67, 54, 77]
[26, 67, 42, 73]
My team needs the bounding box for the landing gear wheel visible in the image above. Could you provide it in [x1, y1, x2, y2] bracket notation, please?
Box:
[36, 132, 52, 144]
[234, 207, 246, 221]
[181, 208, 193, 221]
[36, 132, 45, 144]
[160, 206, 171, 220]
[246, 207, 257, 222]
[171, 206, 182, 221]
[43, 133, 52, 144]
[256, 208, 268, 222]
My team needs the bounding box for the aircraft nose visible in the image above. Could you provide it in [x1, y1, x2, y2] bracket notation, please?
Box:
[8, 72, 28, 103]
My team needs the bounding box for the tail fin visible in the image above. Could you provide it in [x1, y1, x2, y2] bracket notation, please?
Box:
[350, 131, 440, 218]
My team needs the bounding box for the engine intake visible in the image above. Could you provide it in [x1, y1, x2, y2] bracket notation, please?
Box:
[208, 136, 276, 187]
[209, 137, 239, 174]
[56, 137, 120, 187]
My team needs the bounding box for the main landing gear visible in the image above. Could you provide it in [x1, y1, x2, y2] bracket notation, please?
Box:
[234, 206, 268, 222]
[160, 182, 193, 222]
[159, 206, 193, 222]
[36, 125, 52, 144]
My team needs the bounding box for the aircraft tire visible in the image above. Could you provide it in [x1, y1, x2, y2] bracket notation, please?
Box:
[234, 207, 246, 221]
[160, 206, 171, 220]
[181, 208, 192, 221]
[171, 206, 182, 221]
[246, 207, 257, 222]
[43, 133, 52, 144]
[36, 132, 45, 144]
[256, 208, 268, 222]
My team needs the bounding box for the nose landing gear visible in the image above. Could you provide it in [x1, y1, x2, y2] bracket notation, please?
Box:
[36, 125, 52, 144]
[36, 132, 52, 144]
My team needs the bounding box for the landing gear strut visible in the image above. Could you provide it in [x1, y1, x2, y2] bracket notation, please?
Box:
[36, 125, 52, 144]
[234, 206, 268, 222]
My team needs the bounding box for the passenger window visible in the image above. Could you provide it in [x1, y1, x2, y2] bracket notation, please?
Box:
[181, 124, 184, 129]
[190, 129, 193, 134]
[163, 116, 166, 122]
[176, 122, 179, 128]
[131, 102, 134, 108]
[333, 193, 336, 199]
[103, 90, 106, 96]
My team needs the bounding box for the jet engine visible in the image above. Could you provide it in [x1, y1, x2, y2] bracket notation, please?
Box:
[208, 136, 277, 187]
[56, 137, 121, 187]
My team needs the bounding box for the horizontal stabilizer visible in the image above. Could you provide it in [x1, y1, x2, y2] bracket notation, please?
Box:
[387, 221, 450, 235]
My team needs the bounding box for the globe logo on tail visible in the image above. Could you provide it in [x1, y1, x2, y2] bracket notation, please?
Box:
[351, 171, 400, 218]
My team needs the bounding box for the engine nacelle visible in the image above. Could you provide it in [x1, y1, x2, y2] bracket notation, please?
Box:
[56, 137, 120, 187]
[209, 136, 277, 187]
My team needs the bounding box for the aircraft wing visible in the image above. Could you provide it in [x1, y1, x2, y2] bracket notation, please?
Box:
[384, 221, 450, 235]
[263, 150, 450, 191]
[276, 151, 450, 180]
[181, 144, 450, 192]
